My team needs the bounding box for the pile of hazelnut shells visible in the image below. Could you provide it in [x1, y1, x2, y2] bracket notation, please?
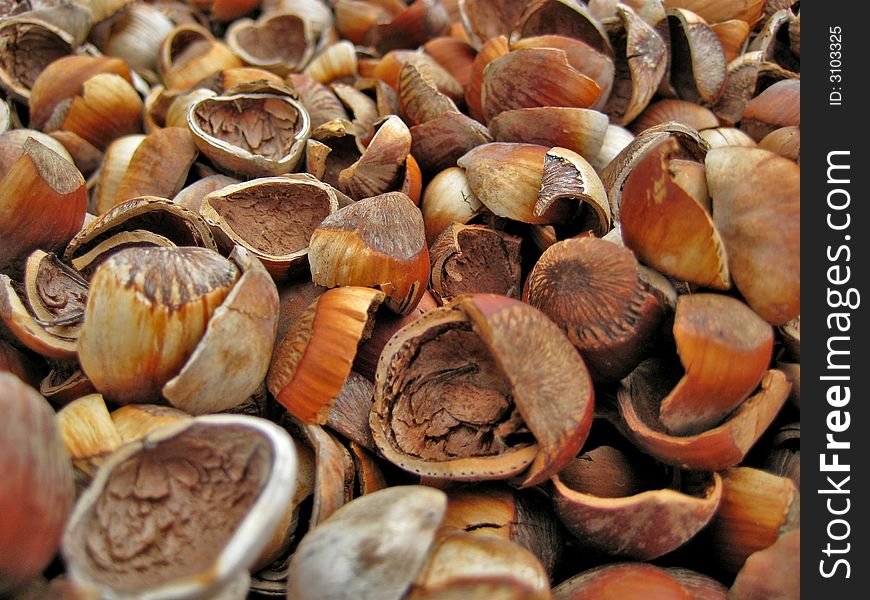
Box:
[0, 1, 800, 599]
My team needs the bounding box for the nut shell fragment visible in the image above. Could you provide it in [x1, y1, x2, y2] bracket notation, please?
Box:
[267, 286, 384, 424]
[524, 237, 665, 383]
[201, 174, 339, 280]
[0, 137, 86, 275]
[308, 191, 429, 315]
[481, 48, 601, 122]
[430, 224, 522, 303]
[0, 373, 74, 588]
[286, 486, 447, 600]
[372, 294, 594, 487]
[618, 363, 790, 471]
[706, 147, 799, 324]
[162, 246, 280, 414]
[659, 294, 773, 435]
[78, 246, 240, 405]
[188, 92, 312, 178]
[63, 415, 297, 599]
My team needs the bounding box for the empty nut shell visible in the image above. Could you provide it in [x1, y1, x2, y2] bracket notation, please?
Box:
[372, 294, 594, 487]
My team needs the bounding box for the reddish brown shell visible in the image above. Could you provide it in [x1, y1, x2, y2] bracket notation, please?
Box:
[372, 294, 594, 487]
[702, 467, 800, 574]
[430, 224, 522, 304]
[602, 6, 667, 126]
[0, 138, 87, 275]
[554, 563, 694, 599]
[267, 286, 384, 424]
[706, 146, 800, 325]
[616, 131, 729, 289]
[659, 294, 774, 435]
[524, 237, 666, 383]
[481, 48, 601, 122]
[617, 364, 790, 471]
[0, 373, 74, 585]
[201, 174, 339, 280]
[552, 468, 722, 560]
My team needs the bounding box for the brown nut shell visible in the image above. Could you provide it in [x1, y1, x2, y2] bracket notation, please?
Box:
[162, 245, 280, 414]
[56, 393, 123, 491]
[660, 1, 765, 26]
[411, 112, 493, 175]
[64, 196, 217, 273]
[459, 0, 528, 49]
[553, 441, 721, 560]
[267, 286, 384, 424]
[524, 237, 666, 383]
[0, 373, 74, 588]
[488, 107, 608, 163]
[758, 125, 800, 162]
[0, 137, 86, 275]
[201, 174, 339, 280]
[421, 166, 485, 246]
[40, 362, 95, 407]
[658, 294, 773, 435]
[554, 562, 693, 600]
[308, 191, 429, 315]
[288, 73, 350, 130]
[457, 143, 571, 225]
[511, 0, 612, 55]
[665, 8, 727, 104]
[510, 35, 614, 110]
[602, 5, 668, 126]
[286, 486, 447, 600]
[226, 13, 315, 76]
[110, 404, 191, 445]
[631, 98, 719, 134]
[465, 35, 509, 122]
[441, 484, 563, 576]
[95, 127, 199, 215]
[728, 528, 800, 600]
[701, 467, 799, 574]
[62, 415, 297, 598]
[338, 115, 412, 200]
[77, 246, 240, 405]
[354, 292, 439, 383]
[615, 129, 729, 289]
[29, 55, 143, 151]
[423, 36, 476, 88]
[303, 40, 358, 85]
[188, 92, 312, 178]
[617, 363, 790, 471]
[372, 294, 594, 487]
[158, 23, 243, 90]
[0, 17, 75, 103]
[481, 47, 601, 122]
[706, 147, 800, 325]
[740, 79, 800, 142]
[430, 224, 522, 304]
[711, 19, 751, 63]
[412, 533, 551, 598]
[20, 249, 87, 348]
[0, 273, 78, 359]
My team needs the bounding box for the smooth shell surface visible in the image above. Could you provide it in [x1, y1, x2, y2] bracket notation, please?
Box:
[286, 486, 447, 600]
[0, 374, 74, 587]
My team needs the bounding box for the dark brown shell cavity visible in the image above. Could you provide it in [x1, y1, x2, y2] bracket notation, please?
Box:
[67, 423, 272, 592]
[381, 318, 531, 462]
[207, 181, 333, 257]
